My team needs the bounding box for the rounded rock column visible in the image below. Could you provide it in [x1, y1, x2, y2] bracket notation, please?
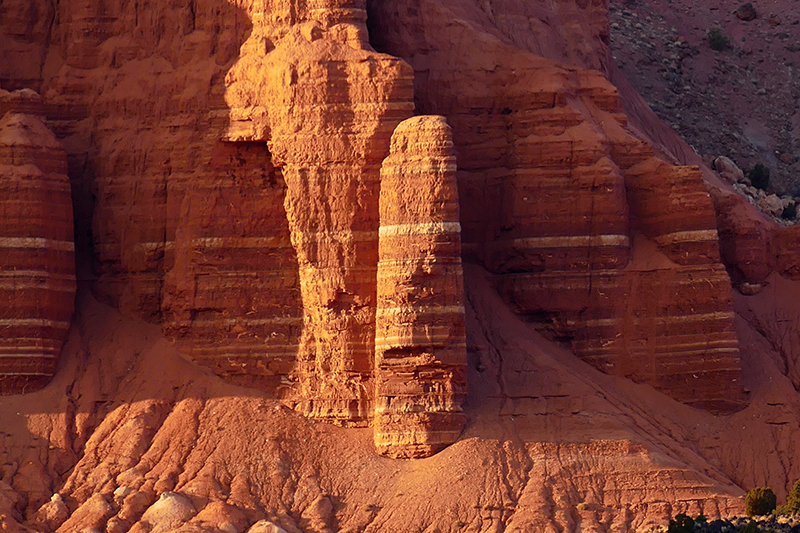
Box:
[374, 116, 467, 458]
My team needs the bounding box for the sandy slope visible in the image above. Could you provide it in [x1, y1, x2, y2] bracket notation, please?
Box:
[7, 264, 800, 532]
[610, 0, 800, 194]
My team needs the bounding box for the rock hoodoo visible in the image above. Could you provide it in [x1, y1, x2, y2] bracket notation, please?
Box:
[374, 115, 467, 458]
[0, 92, 75, 394]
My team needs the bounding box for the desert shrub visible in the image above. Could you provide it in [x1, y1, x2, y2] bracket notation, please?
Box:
[782, 203, 797, 220]
[745, 487, 777, 516]
[668, 513, 695, 533]
[739, 521, 761, 533]
[783, 478, 800, 514]
[708, 28, 731, 51]
[748, 164, 771, 191]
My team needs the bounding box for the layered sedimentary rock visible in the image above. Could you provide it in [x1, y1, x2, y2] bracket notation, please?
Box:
[374, 116, 466, 458]
[0, 0, 748, 424]
[161, 142, 301, 394]
[0, 96, 75, 394]
[224, 1, 415, 422]
[369, 0, 745, 412]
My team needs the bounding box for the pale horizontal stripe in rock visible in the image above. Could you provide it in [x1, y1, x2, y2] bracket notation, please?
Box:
[376, 335, 464, 346]
[570, 311, 735, 329]
[0, 270, 75, 280]
[378, 257, 461, 267]
[383, 162, 458, 174]
[0, 319, 71, 329]
[655, 348, 740, 357]
[505, 234, 630, 249]
[379, 222, 461, 237]
[0, 280, 75, 292]
[132, 241, 175, 252]
[376, 305, 465, 317]
[189, 237, 291, 249]
[0, 353, 57, 359]
[0, 372, 53, 376]
[653, 229, 719, 246]
[0, 237, 74, 251]
[185, 317, 303, 327]
[0, 345, 58, 353]
[514, 276, 727, 292]
[577, 339, 738, 352]
[292, 230, 375, 242]
[579, 346, 739, 358]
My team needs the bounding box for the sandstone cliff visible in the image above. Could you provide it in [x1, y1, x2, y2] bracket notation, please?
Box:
[3, 0, 800, 531]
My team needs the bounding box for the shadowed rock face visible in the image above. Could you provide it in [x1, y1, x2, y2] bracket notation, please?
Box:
[0, 92, 75, 394]
[368, 0, 745, 414]
[374, 116, 467, 458]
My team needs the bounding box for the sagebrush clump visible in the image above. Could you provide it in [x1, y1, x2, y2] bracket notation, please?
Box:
[708, 28, 731, 51]
[745, 487, 777, 516]
[668, 513, 694, 533]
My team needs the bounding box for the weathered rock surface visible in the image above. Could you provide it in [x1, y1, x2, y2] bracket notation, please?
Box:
[369, 0, 745, 412]
[161, 142, 301, 394]
[0, 291, 756, 533]
[0, 96, 75, 394]
[7, 0, 800, 531]
[713, 156, 745, 185]
[735, 2, 758, 21]
[224, 5, 415, 423]
[374, 115, 466, 458]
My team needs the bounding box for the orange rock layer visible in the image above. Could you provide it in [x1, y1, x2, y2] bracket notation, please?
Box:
[161, 142, 301, 394]
[222, 0, 415, 423]
[0, 97, 75, 394]
[0, 0, 748, 434]
[369, 0, 745, 412]
[374, 116, 467, 458]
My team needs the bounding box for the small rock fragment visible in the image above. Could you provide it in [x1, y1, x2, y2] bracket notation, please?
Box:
[247, 520, 289, 533]
[735, 3, 757, 21]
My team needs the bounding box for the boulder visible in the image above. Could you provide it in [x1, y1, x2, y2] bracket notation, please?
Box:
[735, 2, 758, 21]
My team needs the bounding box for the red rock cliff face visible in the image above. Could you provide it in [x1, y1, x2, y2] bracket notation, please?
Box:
[0, 0, 745, 443]
[0, 90, 75, 393]
[223, 0, 415, 423]
[368, 0, 745, 412]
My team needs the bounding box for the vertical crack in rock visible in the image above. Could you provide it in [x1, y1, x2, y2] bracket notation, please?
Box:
[373, 116, 467, 458]
[0, 89, 75, 394]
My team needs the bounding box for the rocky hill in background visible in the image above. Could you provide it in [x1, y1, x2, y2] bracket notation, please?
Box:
[3, 1, 800, 532]
[610, 0, 800, 195]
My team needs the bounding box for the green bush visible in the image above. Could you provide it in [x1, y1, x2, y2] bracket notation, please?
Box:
[748, 164, 771, 191]
[784, 478, 800, 514]
[739, 521, 761, 533]
[708, 28, 731, 51]
[745, 487, 777, 516]
[668, 513, 694, 533]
